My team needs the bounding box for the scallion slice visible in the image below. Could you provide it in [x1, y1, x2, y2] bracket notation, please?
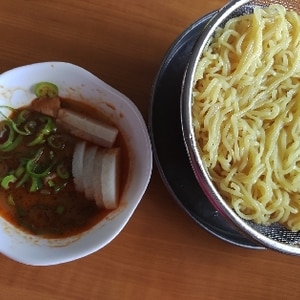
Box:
[34, 82, 58, 98]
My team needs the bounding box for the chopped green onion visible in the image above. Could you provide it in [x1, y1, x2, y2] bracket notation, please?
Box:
[7, 194, 15, 206]
[0, 122, 15, 150]
[24, 120, 37, 134]
[47, 134, 66, 149]
[26, 148, 54, 178]
[0, 106, 32, 136]
[14, 165, 26, 178]
[16, 109, 30, 124]
[34, 82, 58, 98]
[56, 163, 70, 179]
[16, 172, 30, 188]
[1, 134, 23, 152]
[27, 116, 56, 146]
[30, 177, 42, 192]
[0, 104, 73, 196]
[56, 205, 64, 214]
[47, 179, 55, 188]
[1, 174, 17, 189]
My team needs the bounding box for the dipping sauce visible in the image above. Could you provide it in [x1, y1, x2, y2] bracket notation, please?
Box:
[0, 97, 128, 237]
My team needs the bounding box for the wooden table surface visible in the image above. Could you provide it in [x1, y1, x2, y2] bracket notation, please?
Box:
[1, 0, 300, 299]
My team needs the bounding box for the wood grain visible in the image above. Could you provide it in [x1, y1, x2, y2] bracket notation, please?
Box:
[1, 0, 300, 299]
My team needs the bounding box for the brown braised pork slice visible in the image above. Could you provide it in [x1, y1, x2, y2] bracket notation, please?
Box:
[31, 97, 61, 118]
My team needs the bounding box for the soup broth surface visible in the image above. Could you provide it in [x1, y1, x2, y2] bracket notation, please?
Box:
[0, 98, 127, 237]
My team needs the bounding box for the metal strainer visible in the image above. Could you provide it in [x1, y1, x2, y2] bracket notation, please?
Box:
[181, 0, 300, 255]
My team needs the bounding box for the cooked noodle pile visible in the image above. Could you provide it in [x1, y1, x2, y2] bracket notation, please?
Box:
[192, 4, 300, 231]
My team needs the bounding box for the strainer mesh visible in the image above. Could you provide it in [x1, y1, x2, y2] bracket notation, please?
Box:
[252, 0, 300, 11]
[247, 221, 300, 246]
[224, 0, 300, 21]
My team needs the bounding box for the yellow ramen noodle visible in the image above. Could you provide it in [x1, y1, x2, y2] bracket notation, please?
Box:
[192, 4, 300, 231]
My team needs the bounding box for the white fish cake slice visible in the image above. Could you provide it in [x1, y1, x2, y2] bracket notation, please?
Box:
[93, 148, 120, 209]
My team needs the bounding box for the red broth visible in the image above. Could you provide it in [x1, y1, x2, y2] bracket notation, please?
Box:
[0, 98, 128, 238]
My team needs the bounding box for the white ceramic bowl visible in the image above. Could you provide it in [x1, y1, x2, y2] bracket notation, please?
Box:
[0, 61, 152, 265]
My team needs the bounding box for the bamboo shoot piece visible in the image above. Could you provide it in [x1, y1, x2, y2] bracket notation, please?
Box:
[72, 142, 121, 209]
[93, 148, 120, 209]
